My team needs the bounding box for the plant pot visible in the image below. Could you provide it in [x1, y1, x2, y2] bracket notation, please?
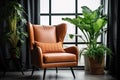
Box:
[88, 57, 104, 75]
[84, 55, 90, 71]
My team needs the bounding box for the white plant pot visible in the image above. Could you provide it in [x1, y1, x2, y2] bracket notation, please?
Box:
[84, 55, 90, 71]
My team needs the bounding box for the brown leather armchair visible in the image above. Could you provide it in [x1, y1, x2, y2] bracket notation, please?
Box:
[28, 22, 79, 80]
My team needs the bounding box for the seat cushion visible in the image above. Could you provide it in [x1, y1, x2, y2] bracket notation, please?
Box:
[43, 53, 76, 63]
[35, 41, 65, 53]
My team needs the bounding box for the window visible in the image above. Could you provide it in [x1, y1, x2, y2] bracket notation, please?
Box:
[40, 0, 101, 66]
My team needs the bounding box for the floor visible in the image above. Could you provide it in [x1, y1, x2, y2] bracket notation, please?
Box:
[0, 69, 116, 80]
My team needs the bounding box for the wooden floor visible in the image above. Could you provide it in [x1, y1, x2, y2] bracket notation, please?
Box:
[0, 69, 116, 80]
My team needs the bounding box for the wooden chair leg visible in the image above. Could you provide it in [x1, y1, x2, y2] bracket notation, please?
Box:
[31, 66, 35, 76]
[43, 69, 46, 80]
[70, 67, 75, 79]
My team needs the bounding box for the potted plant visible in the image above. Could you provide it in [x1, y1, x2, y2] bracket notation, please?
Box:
[2, 1, 28, 59]
[62, 5, 111, 74]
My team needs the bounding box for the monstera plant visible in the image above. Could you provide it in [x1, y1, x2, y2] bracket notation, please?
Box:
[62, 5, 112, 74]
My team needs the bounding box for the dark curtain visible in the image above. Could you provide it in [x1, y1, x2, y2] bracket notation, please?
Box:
[0, 0, 9, 72]
[19, 0, 40, 69]
[20, 0, 40, 24]
[107, 0, 120, 79]
[0, 0, 40, 70]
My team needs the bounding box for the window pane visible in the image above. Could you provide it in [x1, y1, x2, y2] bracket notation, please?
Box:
[51, 16, 75, 42]
[51, 16, 75, 25]
[97, 36, 101, 42]
[40, 0, 49, 13]
[40, 16, 49, 25]
[52, 0, 75, 13]
[78, 0, 101, 13]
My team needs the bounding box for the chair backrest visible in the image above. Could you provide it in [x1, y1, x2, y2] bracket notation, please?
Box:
[28, 22, 67, 50]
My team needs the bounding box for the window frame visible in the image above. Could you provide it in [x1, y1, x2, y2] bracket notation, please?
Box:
[40, 0, 106, 67]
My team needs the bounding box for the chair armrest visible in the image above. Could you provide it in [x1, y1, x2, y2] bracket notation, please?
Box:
[31, 46, 43, 67]
[64, 46, 79, 54]
[64, 46, 79, 63]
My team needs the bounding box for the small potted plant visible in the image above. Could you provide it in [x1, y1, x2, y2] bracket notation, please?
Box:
[62, 5, 112, 74]
[2, 1, 28, 59]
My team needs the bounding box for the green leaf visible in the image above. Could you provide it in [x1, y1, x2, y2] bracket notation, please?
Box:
[81, 6, 92, 17]
[62, 5, 111, 60]
[93, 18, 107, 33]
[69, 34, 74, 39]
[90, 10, 99, 22]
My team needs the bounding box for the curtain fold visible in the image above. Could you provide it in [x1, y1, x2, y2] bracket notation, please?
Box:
[20, 0, 40, 69]
[21, 0, 40, 24]
[107, 0, 119, 79]
[0, 0, 10, 71]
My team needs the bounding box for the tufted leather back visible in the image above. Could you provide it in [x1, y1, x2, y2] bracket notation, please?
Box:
[28, 22, 67, 50]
